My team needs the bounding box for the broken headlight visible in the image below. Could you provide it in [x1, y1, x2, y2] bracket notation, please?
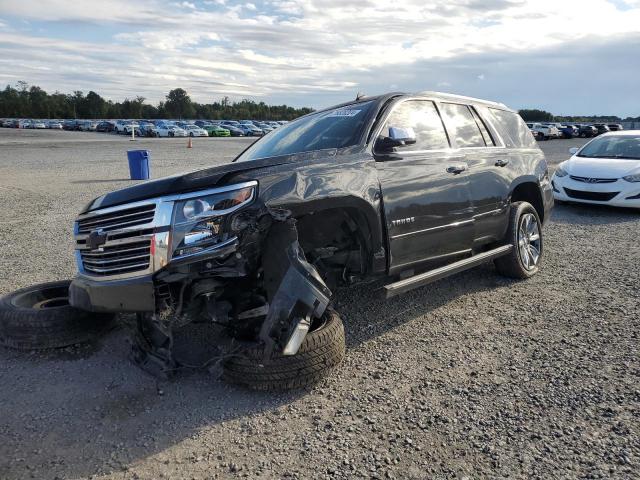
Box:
[169, 182, 256, 259]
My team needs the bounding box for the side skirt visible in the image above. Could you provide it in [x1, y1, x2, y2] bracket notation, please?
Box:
[383, 245, 513, 299]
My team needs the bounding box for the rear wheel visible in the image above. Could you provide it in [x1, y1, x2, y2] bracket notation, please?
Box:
[223, 309, 345, 390]
[495, 202, 543, 279]
[0, 280, 114, 350]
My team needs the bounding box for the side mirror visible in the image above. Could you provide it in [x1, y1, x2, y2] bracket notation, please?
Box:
[376, 126, 417, 152]
[569, 147, 579, 155]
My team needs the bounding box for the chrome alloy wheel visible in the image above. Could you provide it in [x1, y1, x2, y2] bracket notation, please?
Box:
[518, 213, 541, 270]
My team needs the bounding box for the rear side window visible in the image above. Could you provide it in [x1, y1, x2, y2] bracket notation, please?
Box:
[439, 103, 486, 148]
[381, 100, 449, 151]
[470, 107, 495, 146]
[489, 108, 537, 148]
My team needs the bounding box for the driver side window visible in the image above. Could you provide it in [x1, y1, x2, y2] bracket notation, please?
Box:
[381, 100, 450, 152]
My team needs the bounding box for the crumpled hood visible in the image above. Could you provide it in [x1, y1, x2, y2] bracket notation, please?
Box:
[82, 155, 301, 213]
[562, 156, 640, 179]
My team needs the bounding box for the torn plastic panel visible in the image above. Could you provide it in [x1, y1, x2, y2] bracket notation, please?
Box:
[131, 203, 332, 376]
[258, 219, 331, 357]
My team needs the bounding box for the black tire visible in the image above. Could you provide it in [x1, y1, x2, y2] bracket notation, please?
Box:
[223, 309, 346, 390]
[494, 202, 543, 279]
[0, 280, 114, 350]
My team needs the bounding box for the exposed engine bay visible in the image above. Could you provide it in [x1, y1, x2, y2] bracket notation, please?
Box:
[129, 200, 334, 378]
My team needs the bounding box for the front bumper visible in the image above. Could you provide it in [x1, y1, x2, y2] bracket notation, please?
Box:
[69, 274, 155, 312]
[552, 175, 640, 208]
[71, 182, 258, 312]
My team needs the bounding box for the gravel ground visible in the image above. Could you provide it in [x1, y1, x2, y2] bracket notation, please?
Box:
[0, 129, 638, 480]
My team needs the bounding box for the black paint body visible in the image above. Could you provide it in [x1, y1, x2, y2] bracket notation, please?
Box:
[82, 92, 553, 279]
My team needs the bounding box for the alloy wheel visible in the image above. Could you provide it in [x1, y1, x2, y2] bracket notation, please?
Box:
[517, 213, 541, 270]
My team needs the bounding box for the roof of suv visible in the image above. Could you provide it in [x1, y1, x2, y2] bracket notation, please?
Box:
[417, 91, 509, 110]
[313, 91, 512, 118]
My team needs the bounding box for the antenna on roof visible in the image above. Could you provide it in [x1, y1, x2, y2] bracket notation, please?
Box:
[355, 92, 366, 100]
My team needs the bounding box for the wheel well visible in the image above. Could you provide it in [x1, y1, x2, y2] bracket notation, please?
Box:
[511, 182, 544, 222]
[295, 208, 372, 284]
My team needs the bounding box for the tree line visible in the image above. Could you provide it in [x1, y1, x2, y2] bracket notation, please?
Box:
[518, 108, 639, 123]
[0, 82, 314, 120]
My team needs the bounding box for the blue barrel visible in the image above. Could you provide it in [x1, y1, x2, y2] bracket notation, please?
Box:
[127, 150, 150, 180]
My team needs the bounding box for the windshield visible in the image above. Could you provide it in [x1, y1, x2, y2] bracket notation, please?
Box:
[578, 135, 640, 160]
[237, 101, 375, 161]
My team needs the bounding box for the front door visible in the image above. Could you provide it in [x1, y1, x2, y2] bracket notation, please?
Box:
[374, 99, 475, 274]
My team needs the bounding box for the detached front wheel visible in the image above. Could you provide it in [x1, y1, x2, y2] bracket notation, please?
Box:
[223, 308, 346, 390]
[494, 202, 543, 279]
[0, 280, 114, 350]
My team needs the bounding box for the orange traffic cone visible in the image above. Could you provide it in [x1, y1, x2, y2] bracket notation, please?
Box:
[187, 137, 193, 148]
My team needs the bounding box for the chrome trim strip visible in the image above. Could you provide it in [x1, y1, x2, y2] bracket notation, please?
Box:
[82, 254, 150, 265]
[390, 219, 474, 240]
[473, 207, 505, 219]
[78, 207, 155, 228]
[76, 198, 159, 221]
[385, 245, 512, 298]
[76, 234, 154, 250]
[84, 262, 150, 274]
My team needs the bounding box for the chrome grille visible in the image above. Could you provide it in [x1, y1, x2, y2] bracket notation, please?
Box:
[80, 239, 152, 276]
[569, 175, 617, 184]
[77, 204, 156, 234]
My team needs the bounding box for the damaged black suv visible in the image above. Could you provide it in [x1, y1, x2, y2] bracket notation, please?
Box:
[65, 92, 552, 389]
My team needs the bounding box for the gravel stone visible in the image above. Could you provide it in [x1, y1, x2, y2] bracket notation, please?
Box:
[0, 129, 638, 479]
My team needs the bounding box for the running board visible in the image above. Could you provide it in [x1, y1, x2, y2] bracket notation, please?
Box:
[384, 245, 513, 299]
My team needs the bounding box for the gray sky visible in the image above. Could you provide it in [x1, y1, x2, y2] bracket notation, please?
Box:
[1, 0, 639, 116]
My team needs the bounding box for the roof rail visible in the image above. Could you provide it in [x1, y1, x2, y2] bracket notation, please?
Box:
[417, 91, 508, 109]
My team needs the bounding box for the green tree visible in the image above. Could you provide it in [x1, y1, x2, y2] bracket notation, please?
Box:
[164, 88, 195, 119]
[84, 91, 107, 119]
[518, 109, 554, 122]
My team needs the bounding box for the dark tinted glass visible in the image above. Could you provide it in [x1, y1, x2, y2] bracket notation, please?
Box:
[488, 108, 537, 148]
[238, 101, 375, 161]
[470, 107, 495, 146]
[380, 100, 449, 151]
[439, 103, 485, 148]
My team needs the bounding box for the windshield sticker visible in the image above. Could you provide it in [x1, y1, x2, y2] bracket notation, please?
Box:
[326, 109, 361, 118]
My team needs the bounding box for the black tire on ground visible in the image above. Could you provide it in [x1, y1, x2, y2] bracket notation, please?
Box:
[494, 201, 543, 280]
[0, 280, 115, 350]
[222, 308, 346, 391]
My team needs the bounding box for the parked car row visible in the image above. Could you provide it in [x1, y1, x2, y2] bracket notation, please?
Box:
[0, 118, 289, 137]
[527, 122, 624, 141]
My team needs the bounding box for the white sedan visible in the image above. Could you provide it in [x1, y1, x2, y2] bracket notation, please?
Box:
[552, 131, 640, 208]
[156, 125, 187, 137]
[184, 125, 209, 137]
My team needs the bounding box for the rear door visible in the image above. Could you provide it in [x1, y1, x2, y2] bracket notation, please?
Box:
[438, 102, 510, 244]
[374, 99, 475, 274]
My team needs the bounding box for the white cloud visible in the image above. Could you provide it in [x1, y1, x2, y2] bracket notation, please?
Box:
[0, 0, 639, 112]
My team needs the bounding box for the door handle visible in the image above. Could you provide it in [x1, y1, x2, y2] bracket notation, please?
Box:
[447, 165, 467, 174]
[495, 158, 509, 167]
